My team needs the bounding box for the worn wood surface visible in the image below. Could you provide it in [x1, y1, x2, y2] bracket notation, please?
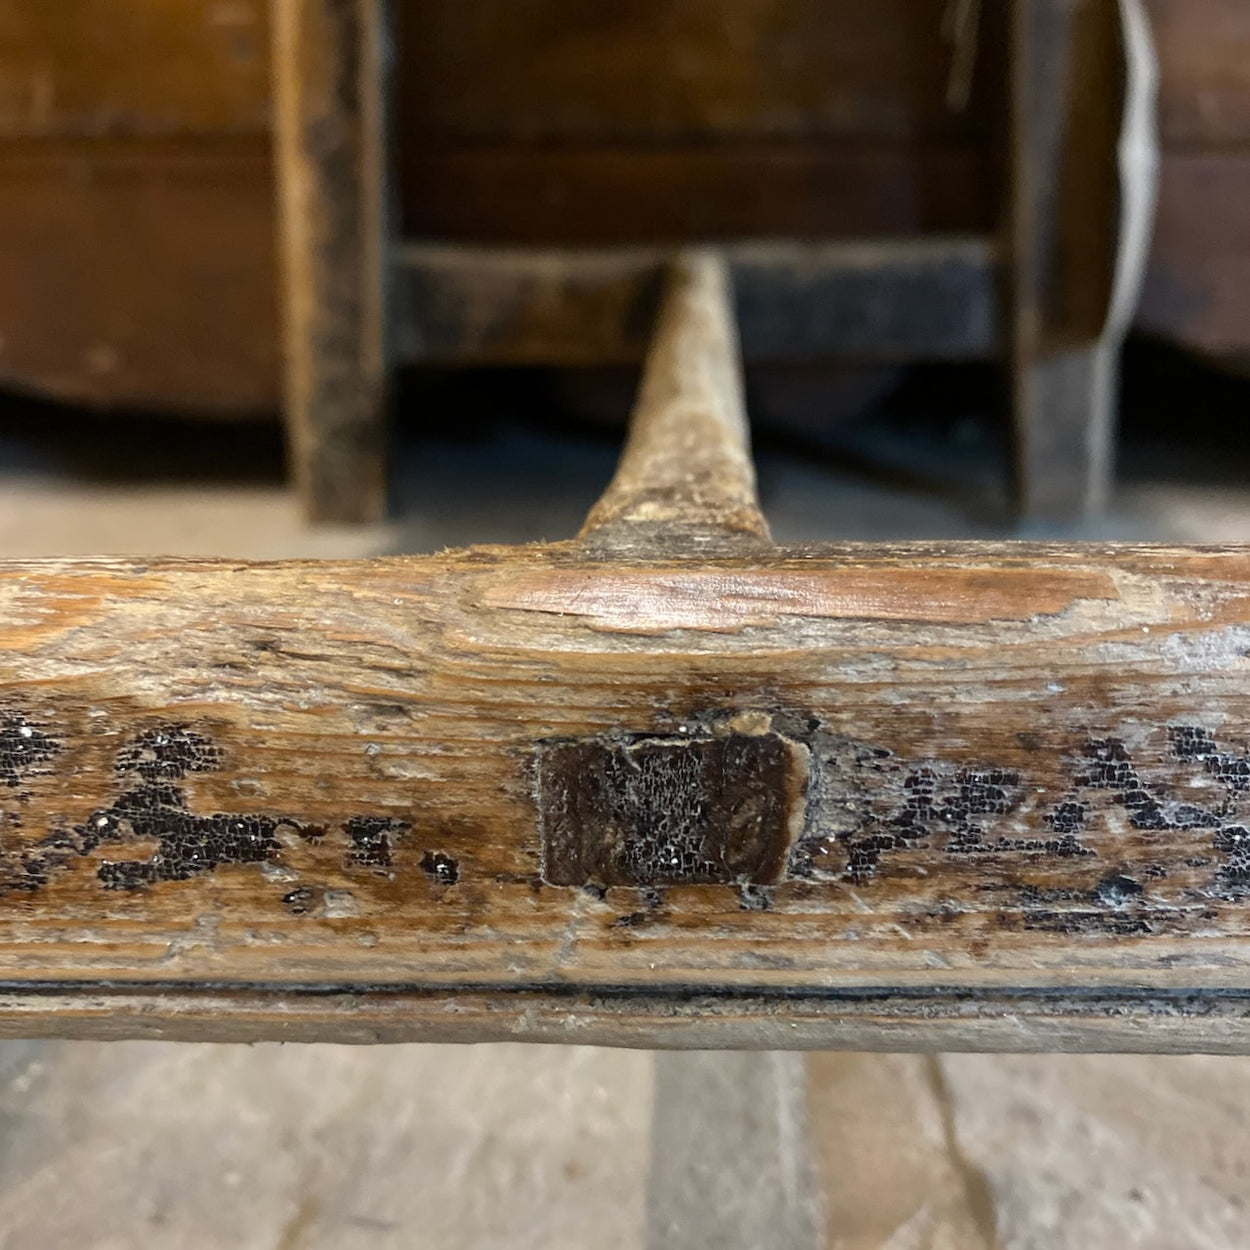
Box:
[272, 0, 389, 522]
[580, 251, 767, 546]
[2, 543, 1250, 1046]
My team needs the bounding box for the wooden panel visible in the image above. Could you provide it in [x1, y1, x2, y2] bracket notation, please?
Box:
[394, 0, 1003, 143]
[3, 545, 1250, 1047]
[0, 0, 270, 137]
[400, 143, 995, 244]
[25, 2, 1246, 158]
[0, 137, 279, 412]
[0, 0, 278, 412]
[1147, 0, 1250, 146]
[394, 0, 1006, 244]
[0, 0, 1247, 411]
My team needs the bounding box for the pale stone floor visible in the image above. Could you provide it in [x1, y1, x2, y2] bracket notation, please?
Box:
[1, 356, 1249, 1249]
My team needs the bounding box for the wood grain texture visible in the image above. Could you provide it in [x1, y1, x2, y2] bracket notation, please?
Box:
[392, 0, 1004, 245]
[3, 544, 1250, 1047]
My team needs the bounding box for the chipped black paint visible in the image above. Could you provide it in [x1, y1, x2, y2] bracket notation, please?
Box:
[1213, 826, 1250, 899]
[612, 910, 649, 928]
[1076, 732, 1250, 901]
[419, 850, 459, 885]
[783, 721, 1250, 932]
[6, 704, 1250, 939]
[86, 798, 281, 891]
[1093, 873, 1145, 907]
[1046, 801, 1087, 835]
[1078, 738, 1222, 832]
[64, 725, 282, 889]
[283, 886, 316, 914]
[798, 749, 1095, 887]
[0, 719, 418, 900]
[0, 715, 59, 788]
[1171, 726, 1250, 791]
[738, 885, 773, 912]
[785, 723, 1250, 901]
[1022, 909, 1154, 936]
[113, 726, 220, 783]
[345, 817, 410, 871]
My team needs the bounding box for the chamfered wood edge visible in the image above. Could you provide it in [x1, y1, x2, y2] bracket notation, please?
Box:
[2, 982, 1250, 1051]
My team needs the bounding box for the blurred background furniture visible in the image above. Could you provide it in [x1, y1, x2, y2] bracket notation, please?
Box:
[2, 1, 1244, 521]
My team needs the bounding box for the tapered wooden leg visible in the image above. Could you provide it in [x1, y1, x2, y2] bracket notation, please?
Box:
[580, 248, 770, 551]
[1008, 0, 1157, 522]
[272, 0, 390, 523]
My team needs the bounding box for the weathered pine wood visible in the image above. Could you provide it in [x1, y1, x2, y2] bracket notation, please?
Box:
[580, 251, 768, 547]
[3, 544, 1250, 1047]
[393, 237, 999, 367]
[272, 0, 389, 522]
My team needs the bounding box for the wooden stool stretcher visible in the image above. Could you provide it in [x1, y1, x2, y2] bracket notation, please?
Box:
[1, 249, 1249, 1051]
